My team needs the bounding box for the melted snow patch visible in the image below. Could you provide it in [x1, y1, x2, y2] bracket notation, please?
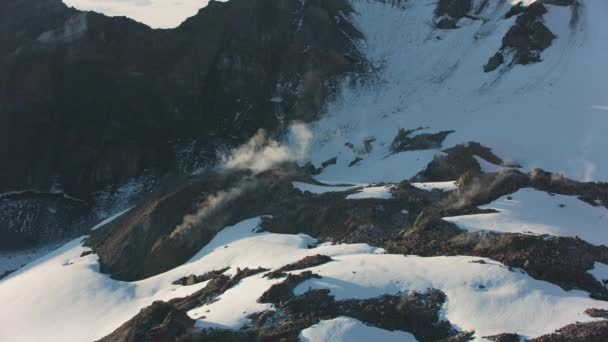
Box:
[300, 316, 417, 342]
[444, 188, 608, 246]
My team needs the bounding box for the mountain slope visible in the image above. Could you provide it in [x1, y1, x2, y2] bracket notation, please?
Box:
[1, 0, 608, 341]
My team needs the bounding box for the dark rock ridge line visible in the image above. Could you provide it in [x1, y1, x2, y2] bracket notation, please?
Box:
[0, 0, 364, 199]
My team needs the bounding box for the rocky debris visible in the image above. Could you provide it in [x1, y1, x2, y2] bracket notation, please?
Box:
[415, 142, 512, 182]
[529, 320, 608, 341]
[172, 267, 230, 286]
[483, 333, 521, 342]
[97, 301, 199, 342]
[434, 0, 472, 29]
[258, 271, 321, 304]
[389, 129, 454, 154]
[171, 267, 268, 312]
[485, 2, 556, 72]
[265, 255, 333, 279]
[584, 308, 608, 319]
[0, 0, 364, 200]
[0, 191, 93, 250]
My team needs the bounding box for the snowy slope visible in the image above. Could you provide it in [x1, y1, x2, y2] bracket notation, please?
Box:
[310, 0, 608, 183]
[2, 217, 608, 341]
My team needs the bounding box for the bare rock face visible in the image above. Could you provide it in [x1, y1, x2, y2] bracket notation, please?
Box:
[434, 0, 472, 29]
[0, 0, 363, 199]
[485, 2, 556, 72]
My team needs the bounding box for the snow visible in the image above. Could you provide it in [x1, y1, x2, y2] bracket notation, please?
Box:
[300, 316, 417, 342]
[411, 181, 458, 192]
[588, 262, 608, 285]
[0, 246, 56, 277]
[444, 188, 608, 246]
[346, 185, 394, 200]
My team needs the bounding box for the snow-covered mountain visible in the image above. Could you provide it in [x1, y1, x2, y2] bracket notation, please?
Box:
[2, 0, 608, 341]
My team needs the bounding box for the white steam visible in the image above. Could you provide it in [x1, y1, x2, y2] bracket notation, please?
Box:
[170, 186, 245, 239]
[221, 123, 313, 173]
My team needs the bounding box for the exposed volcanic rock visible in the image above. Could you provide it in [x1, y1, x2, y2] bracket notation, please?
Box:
[265, 254, 333, 279]
[485, 2, 556, 72]
[0, 0, 364, 199]
[0, 191, 92, 250]
[434, 0, 473, 29]
[415, 142, 514, 182]
[529, 320, 608, 341]
[97, 301, 199, 342]
[389, 128, 454, 154]
[258, 271, 321, 304]
[585, 308, 608, 319]
[172, 267, 230, 286]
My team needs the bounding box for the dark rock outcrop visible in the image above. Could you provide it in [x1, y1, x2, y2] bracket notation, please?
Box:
[172, 267, 230, 286]
[389, 128, 454, 154]
[265, 254, 333, 279]
[485, 2, 556, 72]
[415, 142, 514, 182]
[97, 301, 198, 342]
[434, 0, 473, 29]
[171, 266, 268, 312]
